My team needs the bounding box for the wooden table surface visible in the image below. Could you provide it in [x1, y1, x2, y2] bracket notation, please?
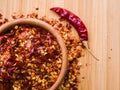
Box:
[0, 0, 120, 90]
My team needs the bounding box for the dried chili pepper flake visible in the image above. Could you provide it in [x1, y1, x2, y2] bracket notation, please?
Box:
[36, 8, 39, 10]
[12, 13, 24, 19]
[0, 13, 3, 19]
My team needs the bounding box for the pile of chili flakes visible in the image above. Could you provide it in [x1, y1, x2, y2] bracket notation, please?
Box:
[0, 11, 83, 90]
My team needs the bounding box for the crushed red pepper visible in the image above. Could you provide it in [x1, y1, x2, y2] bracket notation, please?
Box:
[0, 11, 83, 90]
[0, 24, 62, 90]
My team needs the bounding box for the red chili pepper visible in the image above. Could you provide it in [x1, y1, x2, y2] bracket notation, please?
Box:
[50, 7, 88, 41]
[50, 7, 99, 61]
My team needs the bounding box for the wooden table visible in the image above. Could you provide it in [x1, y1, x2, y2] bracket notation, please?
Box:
[0, 0, 120, 90]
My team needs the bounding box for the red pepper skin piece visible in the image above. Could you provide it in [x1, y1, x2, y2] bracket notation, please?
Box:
[0, 35, 8, 40]
[0, 33, 13, 41]
[50, 7, 88, 41]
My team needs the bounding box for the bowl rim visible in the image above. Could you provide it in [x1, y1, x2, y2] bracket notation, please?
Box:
[0, 18, 68, 90]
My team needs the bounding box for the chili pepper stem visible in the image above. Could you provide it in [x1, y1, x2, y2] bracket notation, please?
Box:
[82, 41, 90, 49]
[82, 41, 99, 61]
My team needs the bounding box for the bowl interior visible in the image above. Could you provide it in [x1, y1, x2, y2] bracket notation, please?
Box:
[0, 18, 68, 90]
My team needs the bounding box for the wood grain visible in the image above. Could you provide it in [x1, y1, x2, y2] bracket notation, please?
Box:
[0, 0, 120, 90]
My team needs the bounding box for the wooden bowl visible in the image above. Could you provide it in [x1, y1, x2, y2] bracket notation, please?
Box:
[0, 18, 68, 90]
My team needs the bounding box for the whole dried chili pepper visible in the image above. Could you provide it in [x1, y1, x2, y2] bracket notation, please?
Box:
[50, 7, 88, 42]
[50, 7, 99, 60]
